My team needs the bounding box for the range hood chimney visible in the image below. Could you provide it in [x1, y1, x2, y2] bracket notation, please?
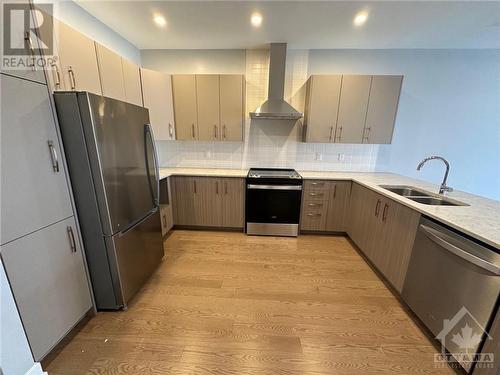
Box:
[249, 43, 303, 121]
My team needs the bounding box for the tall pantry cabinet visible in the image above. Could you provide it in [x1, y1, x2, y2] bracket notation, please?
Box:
[0, 73, 93, 361]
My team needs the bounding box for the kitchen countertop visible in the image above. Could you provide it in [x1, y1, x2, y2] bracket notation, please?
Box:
[159, 167, 500, 248]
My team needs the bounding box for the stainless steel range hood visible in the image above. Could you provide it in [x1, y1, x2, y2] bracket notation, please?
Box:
[250, 43, 303, 121]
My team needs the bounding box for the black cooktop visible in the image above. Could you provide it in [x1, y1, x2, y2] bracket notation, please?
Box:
[247, 168, 302, 180]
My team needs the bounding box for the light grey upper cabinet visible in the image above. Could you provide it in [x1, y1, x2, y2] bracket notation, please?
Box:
[363, 75, 403, 144]
[335, 75, 372, 143]
[122, 59, 143, 107]
[0, 5, 46, 84]
[196, 75, 220, 141]
[57, 21, 102, 95]
[95, 43, 126, 102]
[303, 75, 342, 143]
[1, 216, 92, 360]
[172, 74, 198, 140]
[142, 69, 176, 140]
[1, 74, 73, 245]
[219, 75, 244, 142]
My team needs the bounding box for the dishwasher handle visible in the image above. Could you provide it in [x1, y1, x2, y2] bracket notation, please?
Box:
[420, 224, 500, 275]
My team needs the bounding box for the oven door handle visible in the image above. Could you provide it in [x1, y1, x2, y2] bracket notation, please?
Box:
[420, 224, 500, 275]
[247, 184, 302, 191]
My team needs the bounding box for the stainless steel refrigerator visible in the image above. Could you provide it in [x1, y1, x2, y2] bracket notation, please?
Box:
[54, 92, 164, 310]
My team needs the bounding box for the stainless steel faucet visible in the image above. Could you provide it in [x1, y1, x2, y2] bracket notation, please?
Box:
[416, 156, 453, 195]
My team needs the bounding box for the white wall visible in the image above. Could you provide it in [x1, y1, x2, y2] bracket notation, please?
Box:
[0, 259, 35, 375]
[308, 49, 500, 200]
[49, 0, 141, 63]
[143, 48, 500, 200]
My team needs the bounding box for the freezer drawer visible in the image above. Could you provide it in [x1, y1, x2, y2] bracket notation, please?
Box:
[106, 210, 164, 308]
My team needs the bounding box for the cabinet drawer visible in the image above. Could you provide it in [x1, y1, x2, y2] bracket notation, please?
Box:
[301, 209, 327, 231]
[303, 190, 329, 200]
[303, 201, 327, 210]
[1, 217, 92, 360]
[304, 180, 330, 190]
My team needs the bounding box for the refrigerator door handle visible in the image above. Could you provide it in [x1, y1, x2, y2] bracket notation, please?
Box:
[144, 124, 160, 208]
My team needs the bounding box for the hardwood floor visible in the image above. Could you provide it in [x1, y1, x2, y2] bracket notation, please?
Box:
[46, 230, 456, 374]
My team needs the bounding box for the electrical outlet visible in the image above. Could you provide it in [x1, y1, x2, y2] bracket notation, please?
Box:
[206, 150, 212, 159]
[338, 153, 345, 161]
[315, 152, 323, 161]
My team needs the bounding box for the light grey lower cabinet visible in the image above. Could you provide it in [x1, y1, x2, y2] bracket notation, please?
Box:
[1, 216, 92, 360]
[1, 73, 73, 245]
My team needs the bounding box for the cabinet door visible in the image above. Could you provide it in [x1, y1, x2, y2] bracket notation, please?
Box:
[95, 43, 126, 101]
[0, 5, 45, 84]
[122, 59, 143, 106]
[1, 74, 73, 245]
[220, 75, 244, 142]
[172, 75, 197, 140]
[221, 178, 244, 228]
[159, 178, 174, 235]
[58, 21, 102, 94]
[335, 75, 371, 143]
[304, 75, 341, 143]
[377, 200, 420, 292]
[1, 217, 92, 360]
[347, 183, 380, 254]
[195, 177, 223, 227]
[364, 75, 402, 144]
[172, 176, 197, 225]
[196, 75, 220, 141]
[142, 69, 175, 140]
[325, 181, 351, 232]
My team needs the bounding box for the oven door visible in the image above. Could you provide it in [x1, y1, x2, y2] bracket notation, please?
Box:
[246, 184, 302, 236]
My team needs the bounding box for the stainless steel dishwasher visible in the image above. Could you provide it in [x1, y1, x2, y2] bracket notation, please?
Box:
[402, 217, 499, 373]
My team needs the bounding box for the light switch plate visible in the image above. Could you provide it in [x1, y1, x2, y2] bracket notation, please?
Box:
[315, 152, 323, 161]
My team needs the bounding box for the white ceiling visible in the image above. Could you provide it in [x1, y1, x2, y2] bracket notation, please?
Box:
[76, 1, 500, 49]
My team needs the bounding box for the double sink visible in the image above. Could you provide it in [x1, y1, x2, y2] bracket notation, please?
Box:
[379, 185, 469, 206]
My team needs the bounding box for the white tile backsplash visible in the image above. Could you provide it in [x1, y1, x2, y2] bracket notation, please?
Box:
[156, 49, 390, 172]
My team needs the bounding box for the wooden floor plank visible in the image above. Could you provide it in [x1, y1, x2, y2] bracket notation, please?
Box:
[45, 230, 456, 374]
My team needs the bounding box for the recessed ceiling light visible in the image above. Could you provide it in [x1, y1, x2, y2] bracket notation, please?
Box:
[153, 13, 167, 28]
[251, 12, 263, 28]
[353, 11, 368, 27]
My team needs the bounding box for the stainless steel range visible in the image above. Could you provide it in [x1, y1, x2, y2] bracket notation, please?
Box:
[245, 168, 303, 237]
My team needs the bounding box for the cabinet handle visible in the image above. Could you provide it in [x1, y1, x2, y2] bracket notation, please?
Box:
[382, 203, 389, 222]
[309, 192, 324, 197]
[51, 62, 61, 87]
[216, 181, 219, 194]
[194, 180, 197, 194]
[225, 181, 228, 195]
[68, 66, 76, 90]
[48, 140, 60, 172]
[24, 31, 36, 71]
[168, 123, 173, 138]
[191, 124, 196, 139]
[333, 184, 337, 198]
[374, 199, 381, 217]
[307, 213, 322, 217]
[67, 226, 77, 253]
[223, 125, 227, 140]
[162, 214, 167, 227]
[308, 203, 323, 207]
[311, 182, 324, 186]
[214, 125, 218, 140]
[363, 127, 371, 143]
[336, 126, 343, 141]
[329, 126, 334, 142]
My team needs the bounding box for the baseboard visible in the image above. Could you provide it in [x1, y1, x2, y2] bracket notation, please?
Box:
[26, 363, 47, 375]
